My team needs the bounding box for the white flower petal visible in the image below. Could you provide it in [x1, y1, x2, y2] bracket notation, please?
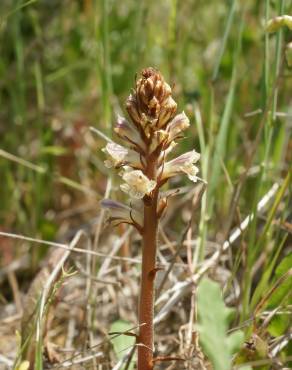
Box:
[102, 143, 128, 168]
[102, 142, 143, 169]
[161, 150, 200, 182]
[182, 163, 199, 182]
[167, 111, 190, 142]
[266, 15, 292, 33]
[121, 170, 156, 199]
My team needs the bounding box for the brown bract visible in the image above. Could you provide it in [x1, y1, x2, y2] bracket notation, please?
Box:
[126, 68, 177, 138]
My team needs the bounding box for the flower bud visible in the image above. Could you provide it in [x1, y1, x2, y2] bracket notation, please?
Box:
[126, 94, 141, 126]
[157, 197, 167, 218]
[157, 96, 177, 128]
[128, 68, 176, 129]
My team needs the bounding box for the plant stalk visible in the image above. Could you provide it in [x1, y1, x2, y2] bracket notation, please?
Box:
[138, 159, 158, 370]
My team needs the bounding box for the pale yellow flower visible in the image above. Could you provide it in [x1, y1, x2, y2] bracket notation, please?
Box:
[120, 170, 156, 199]
[161, 150, 200, 182]
[266, 15, 292, 33]
[167, 112, 190, 142]
[102, 142, 142, 169]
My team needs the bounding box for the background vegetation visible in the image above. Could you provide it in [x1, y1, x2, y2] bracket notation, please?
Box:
[0, 0, 291, 369]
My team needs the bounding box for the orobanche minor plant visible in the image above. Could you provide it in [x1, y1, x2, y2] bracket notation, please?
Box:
[101, 67, 200, 370]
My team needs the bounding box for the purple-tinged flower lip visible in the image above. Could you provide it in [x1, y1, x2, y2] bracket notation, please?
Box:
[102, 142, 144, 170]
[167, 112, 190, 133]
[100, 199, 129, 210]
[102, 142, 128, 168]
[104, 142, 128, 156]
[115, 115, 136, 131]
[114, 115, 146, 152]
[159, 150, 200, 184]
[168, 150, 200, 165]
[100, 198, 143, 231]
[116, 115, 127, 127]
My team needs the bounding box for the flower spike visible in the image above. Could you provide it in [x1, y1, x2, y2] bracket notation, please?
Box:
[100, 67, 202, 370]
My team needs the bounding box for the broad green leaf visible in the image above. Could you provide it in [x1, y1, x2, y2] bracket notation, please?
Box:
[110, 320, 135, 370]
[197, 278, 245, 370]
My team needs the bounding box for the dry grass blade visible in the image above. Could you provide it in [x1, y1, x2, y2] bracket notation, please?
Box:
[0, 230, 141, 264]
[0, 148, 46, 173]
[13, 230, 87, 368]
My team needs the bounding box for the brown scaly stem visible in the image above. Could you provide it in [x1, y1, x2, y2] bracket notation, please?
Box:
[138, 156, 158, 370]
[138, 195, 158, 370]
